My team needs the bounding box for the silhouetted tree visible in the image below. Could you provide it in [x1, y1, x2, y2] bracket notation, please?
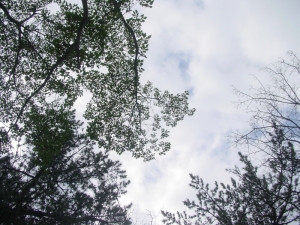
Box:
[162, 123, 300, 225]
[162, 53, 300, 224]
[233, 51, 300, 166]
[0, 103, 132, 224]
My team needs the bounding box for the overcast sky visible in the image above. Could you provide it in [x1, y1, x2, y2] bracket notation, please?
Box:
[64, 0, 300, 223]
[95, 0, 300, 223]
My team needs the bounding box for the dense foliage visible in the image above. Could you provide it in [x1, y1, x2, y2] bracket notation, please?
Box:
[0, 0, 195, 161]
[0, 104, 132, 224]
[0, 0, 195, 224]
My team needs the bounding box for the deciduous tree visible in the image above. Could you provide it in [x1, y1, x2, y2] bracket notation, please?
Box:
[232, 51, 300, 164]
[0, 0, 195, 161]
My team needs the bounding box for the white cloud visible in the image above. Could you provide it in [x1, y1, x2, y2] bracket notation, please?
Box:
[65, 0, 300, 223]
[110, 0, 300, 223]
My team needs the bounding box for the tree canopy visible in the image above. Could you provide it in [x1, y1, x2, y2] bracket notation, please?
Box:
[0, 0, 195, 161]
[0, 0, 195, 224]
[1, 104, 132, 224]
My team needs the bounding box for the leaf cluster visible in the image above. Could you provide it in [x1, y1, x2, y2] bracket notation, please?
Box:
[0, 0, 194, 161]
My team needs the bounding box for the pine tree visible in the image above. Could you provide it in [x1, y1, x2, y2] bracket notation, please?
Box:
[162, 123, 300, 225]
[0, 104, 132, 224]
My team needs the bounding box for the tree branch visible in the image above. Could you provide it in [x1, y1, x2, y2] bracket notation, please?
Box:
[24, 209, 126, 224]
[110, 0, 142, 126]
[11, 0, 89, 129]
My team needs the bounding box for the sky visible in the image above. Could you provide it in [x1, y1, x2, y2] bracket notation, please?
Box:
[97, 0, 300, 223]
[60, 0, 300, 223]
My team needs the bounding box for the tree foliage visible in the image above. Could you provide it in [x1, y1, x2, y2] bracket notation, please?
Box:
[162, 53, 300, 225]
[162, 123, 300, 225]
[0, 0, 195, 161]
[0, 0, 195, 223]
[0, 104, 132, 224]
